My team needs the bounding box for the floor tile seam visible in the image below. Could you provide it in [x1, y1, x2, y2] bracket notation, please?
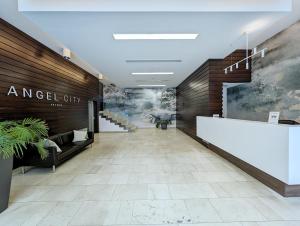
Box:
[182, 198, 219, 224]
[27, 220, 300, 226]
[249, 198, 285, 221]
[9, 195, 278, 204]
[28, 201, 60, 226]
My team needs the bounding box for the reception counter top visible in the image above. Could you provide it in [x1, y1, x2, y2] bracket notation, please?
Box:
[196, 116, 300, 196]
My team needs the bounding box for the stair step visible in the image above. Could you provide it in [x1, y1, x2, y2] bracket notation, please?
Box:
[100, 112, 137, 132]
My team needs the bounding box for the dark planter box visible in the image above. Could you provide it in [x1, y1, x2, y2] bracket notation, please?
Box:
[0, 157, 13, 213]
[161, 123, 168, 130]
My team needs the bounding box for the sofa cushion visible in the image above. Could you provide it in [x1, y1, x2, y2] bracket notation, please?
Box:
[58, 146, 80, 160]
[60, 144, 76, 152]
[51, 136, 63, 146]
[73, 130, 88, 142]
[85, 139, 93, 146]
[44, 139, 62, 153]
[58, 138, 91, 153]
[73, 141, 86, 146]
[61, 132, 74, 145]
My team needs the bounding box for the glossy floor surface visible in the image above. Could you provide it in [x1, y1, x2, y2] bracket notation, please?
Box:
[1, 129, 300, 226]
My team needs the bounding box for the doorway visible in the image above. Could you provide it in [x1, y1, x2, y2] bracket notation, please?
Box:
[88, 101, 98, 132]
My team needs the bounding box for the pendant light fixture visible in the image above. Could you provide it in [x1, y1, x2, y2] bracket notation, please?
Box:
[224, 32, 267, 74]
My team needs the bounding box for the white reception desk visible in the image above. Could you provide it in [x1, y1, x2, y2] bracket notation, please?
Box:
[197, 116, 300, 186]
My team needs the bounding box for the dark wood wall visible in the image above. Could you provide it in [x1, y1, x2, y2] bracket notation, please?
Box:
[0, 18, 103, 135]
[209, 50, 252, 116]
[176, 50, 251, 138]
[176, 61, 210, 137]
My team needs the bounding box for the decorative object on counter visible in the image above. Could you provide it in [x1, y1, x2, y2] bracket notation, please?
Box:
[0, 118, 48, 213]
[268, 112, 280, 124]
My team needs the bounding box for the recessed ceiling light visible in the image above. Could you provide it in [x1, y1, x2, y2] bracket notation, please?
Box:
[113, 34, 199, 40]
[138, 85, 166, 87]
[131, 72, 174, 75]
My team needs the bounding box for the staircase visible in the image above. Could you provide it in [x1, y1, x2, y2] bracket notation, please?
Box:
[99, 110, 137, 132]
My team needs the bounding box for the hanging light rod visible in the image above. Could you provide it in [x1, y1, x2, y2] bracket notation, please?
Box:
[224, 48, 267, 74]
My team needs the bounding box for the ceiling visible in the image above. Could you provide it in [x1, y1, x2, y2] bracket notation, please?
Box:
[1, 0, 300, 88]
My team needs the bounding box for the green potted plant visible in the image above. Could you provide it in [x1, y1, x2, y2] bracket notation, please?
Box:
[156, 119, 170, 130]
[0, 118, 48, 213]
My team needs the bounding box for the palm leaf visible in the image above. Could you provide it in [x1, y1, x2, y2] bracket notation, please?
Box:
[0, 135, 26, 159]
[10, 139, 26, 158]
[0, 120, 18, 129]
[0, 135, 13, 159]
[0, 118, 49, 159]
[8, 125, 33, 143]
[23, 118, 48, 139]
[34, 140, 48, 160]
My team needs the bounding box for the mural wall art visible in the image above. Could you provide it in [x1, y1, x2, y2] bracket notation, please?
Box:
[227, 20, 300, 123]
[103, 85, 176, 128]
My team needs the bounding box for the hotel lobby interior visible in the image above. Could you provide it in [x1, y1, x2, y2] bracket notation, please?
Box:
[1, 0, 300, 226]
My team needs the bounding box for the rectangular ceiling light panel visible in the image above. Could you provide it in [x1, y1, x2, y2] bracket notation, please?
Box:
[138, 85, 166, 87]
[113, 34, 199, 40]
[126, 59, 182, 63]
[132, 72, 174, 75]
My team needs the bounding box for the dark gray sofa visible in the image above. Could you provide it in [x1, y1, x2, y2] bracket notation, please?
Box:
[22, 131, 94, 172]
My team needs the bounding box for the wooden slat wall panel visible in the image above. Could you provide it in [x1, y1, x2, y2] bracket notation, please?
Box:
[209, 50, 251, 115]
[176, 62, 210, 138]
[0, 18, 103, 136]
[176, 50, 251, 138]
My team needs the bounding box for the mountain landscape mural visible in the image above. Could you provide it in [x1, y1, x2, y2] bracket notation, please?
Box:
[227, 20, 300, 123]
[104, 86, 176, 128]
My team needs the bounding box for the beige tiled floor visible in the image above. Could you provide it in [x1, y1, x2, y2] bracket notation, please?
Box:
[1, 128, 300, 226]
